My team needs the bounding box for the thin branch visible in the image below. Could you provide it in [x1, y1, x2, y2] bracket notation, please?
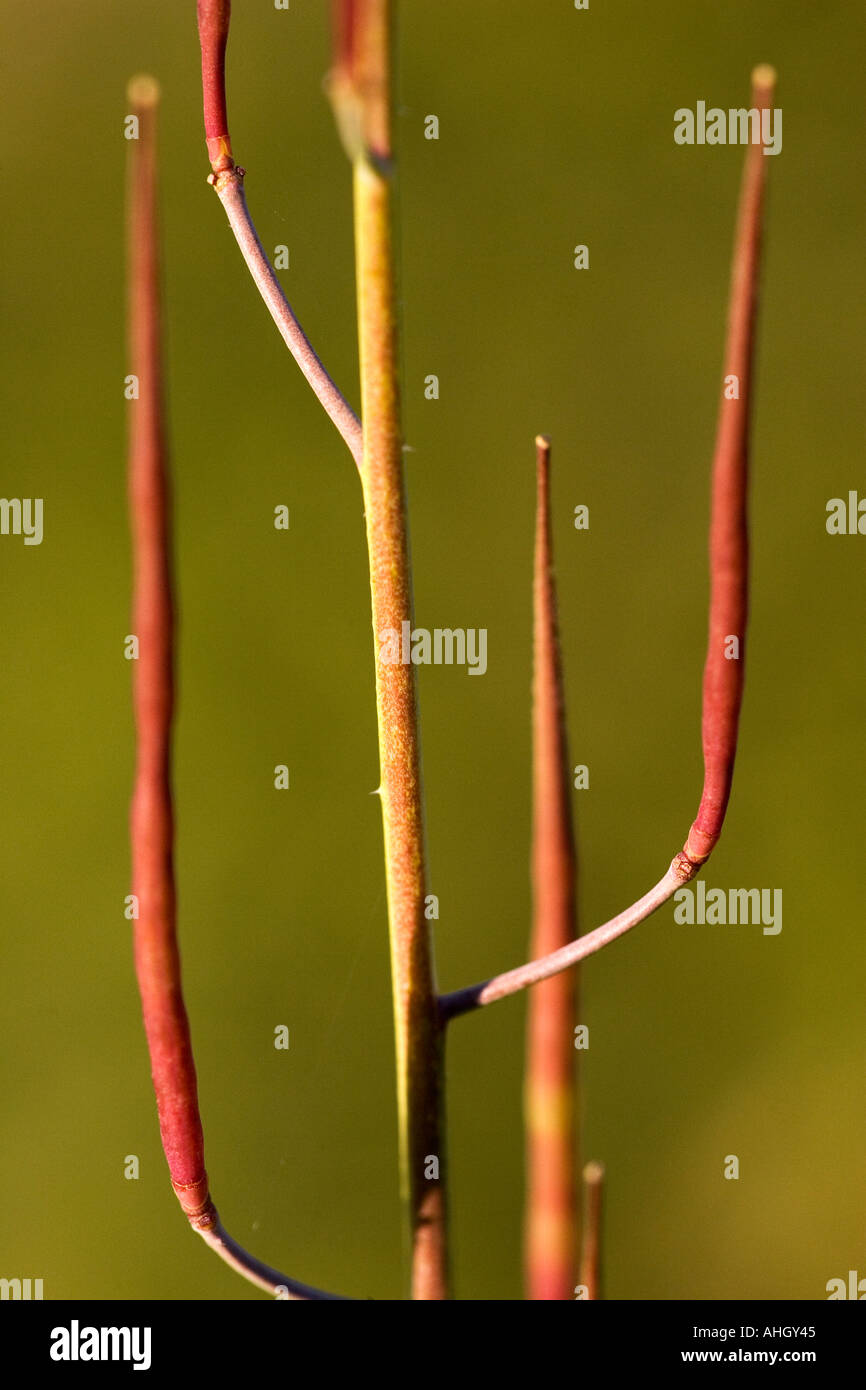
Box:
[440, 861, 690, 1020]
[331, 0, 449, 1299]
[127, 73, 347, 1304]
[524, 437, 579, 1301]
[209, 173, 363, 467]
[578, 1161, 604, 1300]
[198, 1222, 349, 1300]
[196, 0, 363, 469]
[440, 66, 775, 1022]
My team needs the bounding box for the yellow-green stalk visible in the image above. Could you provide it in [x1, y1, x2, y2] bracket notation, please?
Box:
[331, 0, 449, 1300]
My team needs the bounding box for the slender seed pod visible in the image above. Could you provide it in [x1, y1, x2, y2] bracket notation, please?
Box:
[684, 65, 775, 866]
[126, 74, 214, 1230]
[524, 437, 579, 1301]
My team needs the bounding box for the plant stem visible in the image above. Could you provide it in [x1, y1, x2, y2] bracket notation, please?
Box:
[196, 0, 363, 469]
[198, 1222, 348, 1299]
[356, 162, 447, 1296]
[524, 437, 579, 1300]
[198, 0, 446, 1296]
[441, 860, 692, 1019]
[441, 67, 774, 1021]
[336, 0, 449, 1299]
[210, 171, 363, 468]
[128, 72, 346, 1303]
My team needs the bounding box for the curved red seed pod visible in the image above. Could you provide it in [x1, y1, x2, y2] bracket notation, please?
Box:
[684, 65, 775, 866]
[127, 75, 215, 1229]
[440, 67, 776, 1021]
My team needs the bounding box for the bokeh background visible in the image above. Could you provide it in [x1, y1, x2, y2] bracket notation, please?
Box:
[2, 0, 864, 1301]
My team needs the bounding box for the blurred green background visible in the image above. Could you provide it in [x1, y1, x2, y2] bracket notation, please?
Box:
[1, 0, 864, 1301]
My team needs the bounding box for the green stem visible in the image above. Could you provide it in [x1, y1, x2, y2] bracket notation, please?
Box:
[353, 148, 449, 1300]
